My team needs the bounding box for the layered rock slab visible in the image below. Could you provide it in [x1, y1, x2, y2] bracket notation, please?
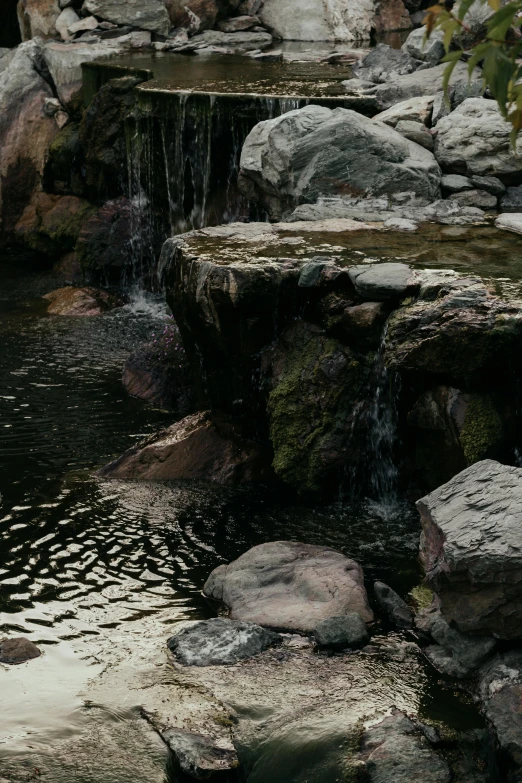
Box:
[203, 540, 374, 632]
[167, 618, 282, 666]
[98, 410, 272, 485]
[239, 104, 441, 220]
[418, 460, 522, 639]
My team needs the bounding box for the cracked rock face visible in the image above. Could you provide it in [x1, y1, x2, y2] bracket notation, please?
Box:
[418, 460, 522, 639]
[204, 540, 374, 632]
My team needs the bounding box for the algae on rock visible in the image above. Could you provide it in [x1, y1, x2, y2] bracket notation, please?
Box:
[459, 393, 503, 465]
[265, 321, 370, 497]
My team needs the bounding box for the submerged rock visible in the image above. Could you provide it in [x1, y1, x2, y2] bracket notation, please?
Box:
[43, 286, 122, 316]
[374, 582, 413, 629]
[313, 613, 369, 649]
[418, 460, 522, 639]
[357, 711, 451, 782]
[0, 637, 41, 665]
[167, 618, 282, 666]
[239, 104, 441, 220]
[97, 411, 272, 485]
[203, 540, 374, 632]
[161, 728, 239, 779]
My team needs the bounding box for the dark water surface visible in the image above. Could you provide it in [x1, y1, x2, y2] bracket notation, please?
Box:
[0, 263, 482, 782]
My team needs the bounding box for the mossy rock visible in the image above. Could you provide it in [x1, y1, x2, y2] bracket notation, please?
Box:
[459, 393, 503, 465]
[266, 321, 370, 497]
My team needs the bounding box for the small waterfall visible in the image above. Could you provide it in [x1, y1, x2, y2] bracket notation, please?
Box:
[364, 324, 401, 508]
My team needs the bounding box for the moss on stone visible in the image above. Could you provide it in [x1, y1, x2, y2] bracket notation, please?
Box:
[459, 394, 503, 465]
[410, 584, 434, 610]
[267, 322, 369, 497]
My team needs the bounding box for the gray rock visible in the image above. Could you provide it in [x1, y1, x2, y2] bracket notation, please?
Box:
[441, 174, 474, 193]
[425, 644, 472, 679]
[418, 460, 522, 639]
[259, 0, 375, 42]
[83, 0, 170, 34]
[478, 650, 522, 781]
[239, 105, 441, 220]
[470, 175, 505, 195]
[218, 15, 260, 32]
[0, 637, 41, 664]
[161, 728, 238, 779]
[448, 189, 498, 209]
[354, 43, 426, 84]
[357, 711, 451, 782]
[203, 541, 374, 633]
[349, 262, 416, 300]
[383, 217, 418, 231]
[395, 119, 434, 150]
[313, 613, 369, 649]
[500, 184, 522, 212]
[167, 618, 282, 666]
[422, 611, 496, 677]
[374, 62, 472, 111]
[190, 29, 273, 51]
[496, 212, 522, 235]
[402, 26, 445, 66]
[451, 80, 485, 108]
[55, 7, 79, 40]
[43, 40, 127, 105]
[373, 95, 434, 127]
[374, 581, 413, 629]
[435, 98, 522, 179]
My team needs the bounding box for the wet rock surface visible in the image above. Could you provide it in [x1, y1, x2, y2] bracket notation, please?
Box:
[0, 637, 41, 665]
[98, 410, 272, 485]
[313, 613, 369, 649]
[374, 581, 413, 629]
[479, 651, 522, 781]
[167, 617, 282, 666]
[357, 711, 451, 782]
[43, 286, 123, 316]
[418, 460, 522, 639]
[204, 541, 374, 632]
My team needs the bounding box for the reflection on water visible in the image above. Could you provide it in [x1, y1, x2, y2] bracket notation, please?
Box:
[0, 262, 484, 782]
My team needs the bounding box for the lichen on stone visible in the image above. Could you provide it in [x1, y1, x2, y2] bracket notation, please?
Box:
[459, 393, 503, 465]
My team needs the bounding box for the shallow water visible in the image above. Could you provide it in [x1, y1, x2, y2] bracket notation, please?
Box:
[0, 262, 484, 782]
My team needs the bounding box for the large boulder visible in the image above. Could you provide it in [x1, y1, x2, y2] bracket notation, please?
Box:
[97, 411, 272, 485]
[83, 0, 170, 34]
[203, 540, 374, 632]
[0, 40, 58, 239]
[239, 105, 441, 220]
[259, 0, 375, 41]
[434, 98, 522, 180]
[165, 0, 241, 32]
[418, 460, 522, 639]
[353, 43, 425, 84]
[42, 40, 126, 106]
